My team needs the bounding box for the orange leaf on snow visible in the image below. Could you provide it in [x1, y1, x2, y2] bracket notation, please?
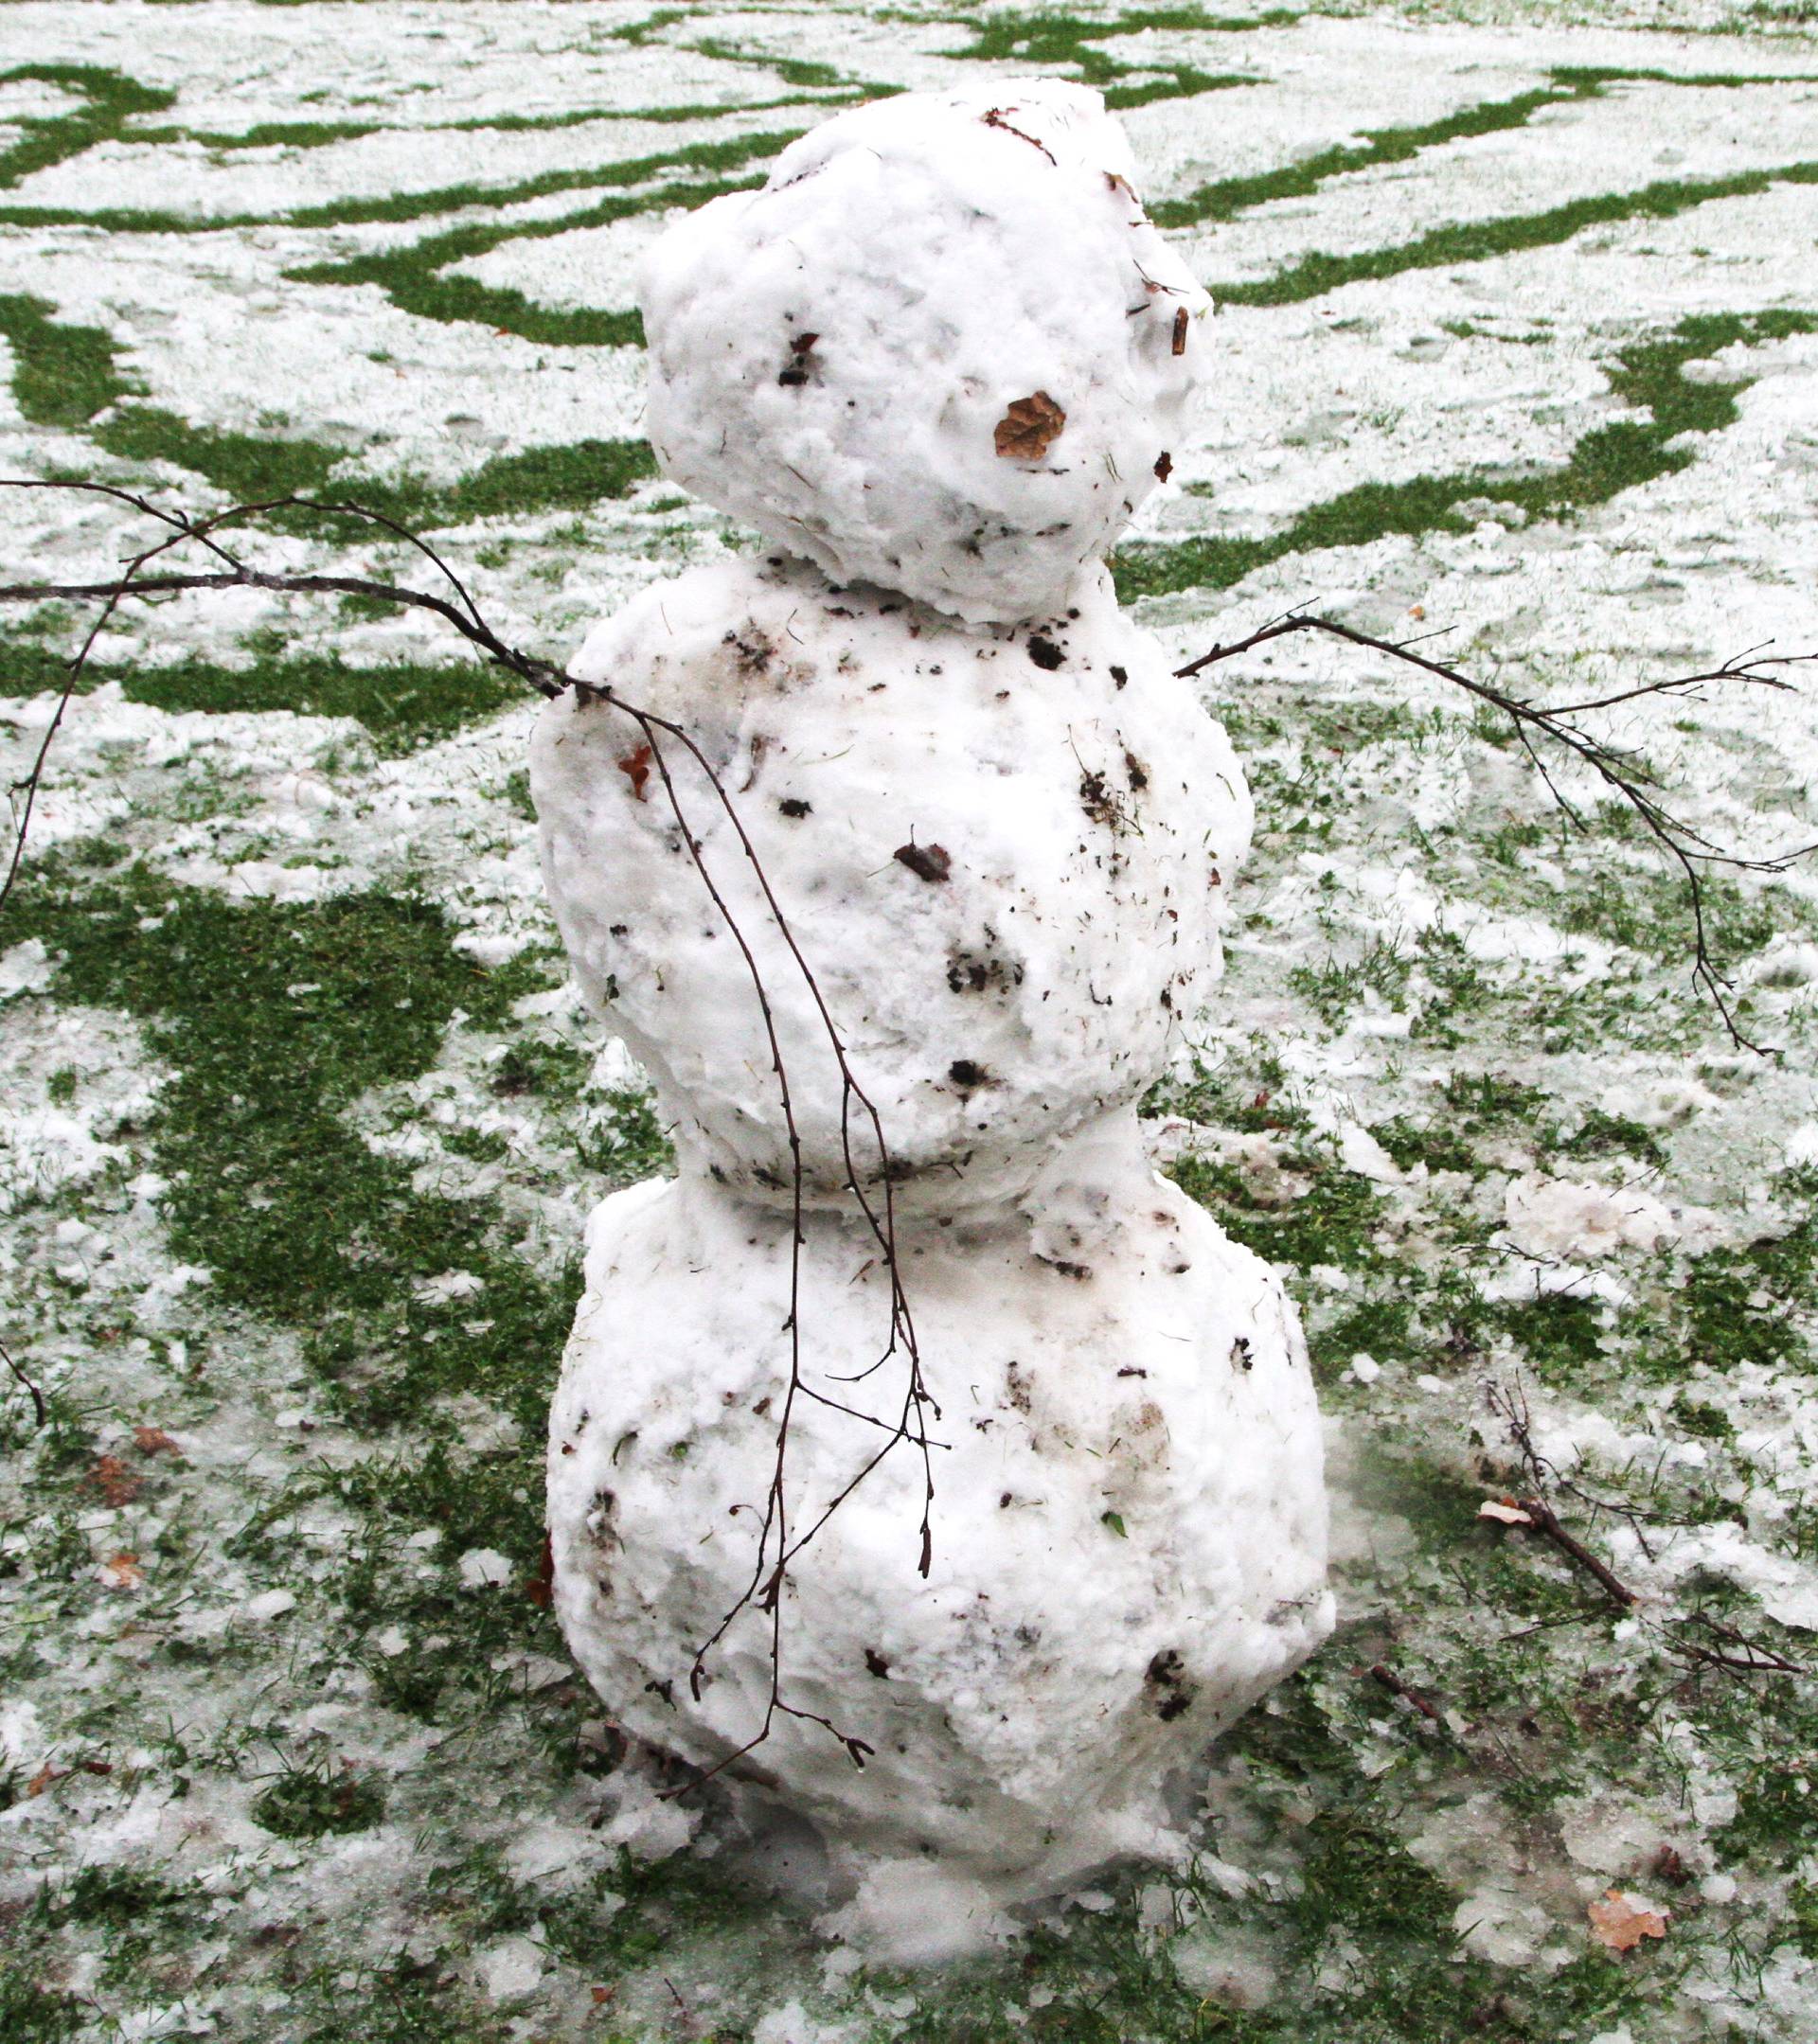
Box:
[615, 744, 654, 801]
[134, 1425, 180, 1456]
[91, 1454, 142, 1506]
[993, 392, 1066, 462]
[1589, 1888, 1667, 1952]
[98, 1553, 144, 1591]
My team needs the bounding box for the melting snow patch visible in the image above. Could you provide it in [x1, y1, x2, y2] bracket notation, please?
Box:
[1168, 1922, 1280, 2007]
[752, 2000, 860, 2044]
[1502, 1174, 1680, 1259]
[411, 1269, 486, 1305]
[504, 1819, 615, 1893]
[0, 938, 53, 1000]
[473, 1936, 544, 2003]
[456, 1548, 514, 1589]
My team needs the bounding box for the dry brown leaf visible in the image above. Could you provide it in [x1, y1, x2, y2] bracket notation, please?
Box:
[27, 1762, 62, 1798]
[92, 1454, 142, 1506]
[1589, 1888, 1667, 1952]
[134, 1424, 179, 1456]
[526, 1533, 556, 1608]
[893, 842, 952, 884]
[994, 392, 1066, 462]
[1478, 1499, 1534, 1526]
[615, 743, 654, 802]
[98, 1553, 143, 1591]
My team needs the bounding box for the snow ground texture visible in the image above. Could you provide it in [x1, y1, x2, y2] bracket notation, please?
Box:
[4, 3, 1818, 2040]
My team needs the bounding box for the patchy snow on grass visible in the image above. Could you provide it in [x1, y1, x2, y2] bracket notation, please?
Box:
[5, 1, 1818, 2039]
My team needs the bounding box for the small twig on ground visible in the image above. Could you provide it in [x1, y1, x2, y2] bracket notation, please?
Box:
[1491, 1377, 1657, 1561]
[1499, 1609, 1604, 1644]
[1364, 1661, 1441, 1721]
[1179, 613, 1815, 1052]
[1512, 1493, 1640, 1611]
[1671, 1611, 1804, 1678]
[2, 1337, 46, 1430]
[663, 1976, 697, 2035]
[1486, 1384, 1802, 1678]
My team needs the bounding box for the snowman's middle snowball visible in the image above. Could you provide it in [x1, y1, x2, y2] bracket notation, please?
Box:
[531, 552, 1251, 1216]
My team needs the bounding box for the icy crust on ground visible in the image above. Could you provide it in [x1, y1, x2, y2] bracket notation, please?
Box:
[546, 1115, 1331, 1961]
[639, 80, 1211, 626]
[531, 552, 1252, 1216]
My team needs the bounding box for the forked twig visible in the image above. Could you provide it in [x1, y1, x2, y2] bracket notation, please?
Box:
[1672, 1612, 1803, 1677]
[2, 1337, 46, 1430]
[1486, 1380, 1802, 1679]
[1179, 613, 1816, 1052]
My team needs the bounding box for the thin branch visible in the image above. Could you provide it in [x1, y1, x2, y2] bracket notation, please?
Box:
[1513, 1492, 1639, 1610]
[1492, 1377, 1657, 1561]
[1671, 1611, 1803, 1678]
[2, 1337, 45, 1430]
[1485, 1383, 1802, 1679]
[1177, 613, 1815, 1052]
[1365, 1661, 1440, 1721]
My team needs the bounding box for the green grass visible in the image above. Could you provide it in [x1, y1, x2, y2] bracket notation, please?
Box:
[91, 404, 656, 527]
[5, 861, 575, 1430]
[947, 6, 1294, 110]
[1157, 75, 1578, 228]
[1114, 309, 1818, 598]
[1152, 63, 1818, 228]
[281, 154, 781, 346]
[0, 118, 799, 237]
[252, 1762, 387, 1839]
[1645, 1168, 1818, 1380]
[0, 293, 656, 525]
[1213, 156, 1818, 308]
[0, 63, 175, 189]
[0, 640, 525, 753]
[130, 91, 851, 155]
[0, 291, 141, 424]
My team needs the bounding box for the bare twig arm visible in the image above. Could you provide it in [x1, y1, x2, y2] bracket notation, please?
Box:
[1, 478, 925, 1783]
[1177, 613, 1815, 1052]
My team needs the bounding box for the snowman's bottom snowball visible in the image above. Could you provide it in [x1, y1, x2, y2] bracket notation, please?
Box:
[546, 1122, 1331, 1953]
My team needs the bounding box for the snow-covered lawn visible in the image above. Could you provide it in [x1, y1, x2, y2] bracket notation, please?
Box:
[4, 3, 1818, 2038]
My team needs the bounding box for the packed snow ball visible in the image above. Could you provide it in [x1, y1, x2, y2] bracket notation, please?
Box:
[638, 80, 1210, 625]
[532, 554, 1251, 1215]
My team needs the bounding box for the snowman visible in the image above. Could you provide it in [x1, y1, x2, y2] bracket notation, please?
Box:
[531, 80, 1331, 1961]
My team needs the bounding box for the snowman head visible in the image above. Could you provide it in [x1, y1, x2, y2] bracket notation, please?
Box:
[638, 80, 1209, 626]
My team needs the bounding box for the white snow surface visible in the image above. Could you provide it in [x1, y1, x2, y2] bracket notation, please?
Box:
[640, 80, 1211, 623]
[7, 2, 1818, 2035]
